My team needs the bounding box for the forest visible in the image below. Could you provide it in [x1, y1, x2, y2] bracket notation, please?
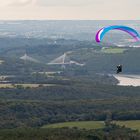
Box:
[0, 37, 140, 139]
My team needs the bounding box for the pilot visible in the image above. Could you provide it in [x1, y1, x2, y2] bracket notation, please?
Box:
[117, 65, 122, 74]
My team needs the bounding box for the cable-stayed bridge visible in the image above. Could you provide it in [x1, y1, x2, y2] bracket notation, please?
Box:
[48, 53, 85, 67]
[20, 53, 40, 63]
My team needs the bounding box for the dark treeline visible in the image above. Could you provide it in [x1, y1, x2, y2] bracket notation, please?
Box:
[0, 98, 140, 128]
[0, 81, 140, 101]
[0, 124, 140, 140]
[0, 77, 140, 128]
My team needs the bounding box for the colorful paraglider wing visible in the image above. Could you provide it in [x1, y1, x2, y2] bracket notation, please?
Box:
[95, 25, 140, 43]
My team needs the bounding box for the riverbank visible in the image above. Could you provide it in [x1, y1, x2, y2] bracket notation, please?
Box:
[113, 74, 140, 86]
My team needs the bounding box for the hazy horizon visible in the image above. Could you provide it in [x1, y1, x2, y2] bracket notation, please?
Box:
[0, 0, 139, 20]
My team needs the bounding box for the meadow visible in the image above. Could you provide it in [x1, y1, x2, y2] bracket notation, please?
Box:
[114, 120, 140, 131]
[42, 121, 105, 130]
[0, 84, 55, 88]
[101, 48, 127, 54]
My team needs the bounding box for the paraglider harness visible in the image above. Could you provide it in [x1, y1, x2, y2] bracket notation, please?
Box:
[116, 65, 122, 74]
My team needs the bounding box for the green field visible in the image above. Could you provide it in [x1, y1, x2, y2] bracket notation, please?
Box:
[101, 48, 127, 54]
[114, 120, 140, 131]
[42, 120, 140, 131]
[0, 84, 55, 88]
[42, 121, 105, 130]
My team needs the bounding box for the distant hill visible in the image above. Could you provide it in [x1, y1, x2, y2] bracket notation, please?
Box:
[0, 38, 140, 75]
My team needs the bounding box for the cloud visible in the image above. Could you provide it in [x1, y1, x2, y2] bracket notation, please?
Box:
[36, 0, 93, 7]
[0, 0, 139, 20]
[8, 0, 33, 7]
[0, 1, 13, 6]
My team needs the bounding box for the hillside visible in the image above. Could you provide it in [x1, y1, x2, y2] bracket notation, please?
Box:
[0, 37, 139, 129]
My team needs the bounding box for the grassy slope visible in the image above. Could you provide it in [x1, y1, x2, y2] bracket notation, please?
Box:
[0, 84, 55, 88]
[101, 48, 127, 54]
[42, 121, 105, 130]
[42, 120, 140, 131]
[114, 120, 140, 131]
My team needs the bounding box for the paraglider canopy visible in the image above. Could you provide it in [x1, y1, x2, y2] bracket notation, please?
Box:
[96, 25, 140, 43]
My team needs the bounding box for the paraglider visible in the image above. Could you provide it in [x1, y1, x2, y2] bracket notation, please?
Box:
[95, 25, 140, 43]
[116, 65, 122, 74]
[95, 25, 140, 74]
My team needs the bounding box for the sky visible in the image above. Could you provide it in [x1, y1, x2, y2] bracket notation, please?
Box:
[0, 0, 139, 20]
